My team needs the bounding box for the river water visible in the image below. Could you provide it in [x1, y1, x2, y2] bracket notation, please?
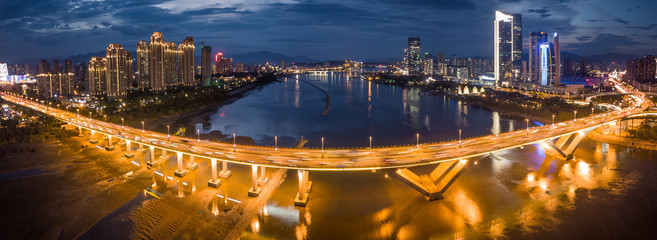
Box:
[207, 73, 524, 148]
[202, 73, 657, 239]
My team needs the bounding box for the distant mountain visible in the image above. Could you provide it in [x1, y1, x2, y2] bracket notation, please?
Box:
[228, 51, 319, 65]
[586, 53, 639, 63]
[15, 51, 106, 65]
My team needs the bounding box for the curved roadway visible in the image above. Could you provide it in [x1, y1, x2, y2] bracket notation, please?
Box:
[2, 84, 652, 171]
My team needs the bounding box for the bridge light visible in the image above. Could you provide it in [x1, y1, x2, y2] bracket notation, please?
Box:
[527, 173, 535, 182]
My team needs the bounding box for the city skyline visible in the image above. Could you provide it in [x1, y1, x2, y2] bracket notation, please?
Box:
[1, 0, 656, 63]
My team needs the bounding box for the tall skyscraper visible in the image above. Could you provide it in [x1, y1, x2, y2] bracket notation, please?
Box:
[405, 37, 421, 75]
[201, 44, 212, 86]
[494, 11, 522, 86]
[137, 41, 150, 90]
[553, 32, 561, 86]
[164, 42, 178, 87]
[106, 44, 132, 100]
[529, 32, 548, 83]
[149, 32, 165, 92]
[88, 57, 107, 97]
[179, 37, 195, 86]
[65, 59, 73, 74]
[36, 59, 75, 99]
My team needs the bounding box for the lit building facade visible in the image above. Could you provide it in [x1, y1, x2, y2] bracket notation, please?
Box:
[179, 37, 195, 86]
[529, 32, 547, 83]
[137, 41, 150, 90]
[405, 37, 421, 75]
[149, 32, 165, 92]
[105, 44, 132, 100]
[494, 11, 522, 86]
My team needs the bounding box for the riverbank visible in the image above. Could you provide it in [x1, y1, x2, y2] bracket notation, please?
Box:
[587, 127, 657, 151]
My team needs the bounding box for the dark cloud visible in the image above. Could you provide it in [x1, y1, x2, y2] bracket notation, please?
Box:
[628, 24, 657, 30]
[358, 0, 476, 10]
[528, 8, 549, 14]
[568, 33, 644, 55]
[101, 21, 112, 27]
[576, 36, 592, 41]
[613, 18, 630, 25]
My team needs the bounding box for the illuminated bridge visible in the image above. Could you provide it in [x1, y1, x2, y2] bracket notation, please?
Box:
[2, 90, 653, 205]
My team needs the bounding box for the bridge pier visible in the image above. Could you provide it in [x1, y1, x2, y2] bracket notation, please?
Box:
[147, 146, 156, 167]
[219, 161, 232, 178]
[208, 158, 221, 188]
[393, 160, 468, 201]
[124, 140, 134, 159]
[187, 155, 198, 170]
[257, 166, 269, 185]
[174, 152, 188, 177]
[540, 128, 594, 160]
[106, 135, 115, 151]
[248, 165, 263, 197]
[78, 126, 82, 136]
[294, 170, 312, 207]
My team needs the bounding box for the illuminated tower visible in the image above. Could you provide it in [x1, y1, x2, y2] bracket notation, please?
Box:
[164, 42, 178, 87]
[405, 37, 421, 75]
[149, 32, 165, 92]
[529, 32, 548, 83]
[494, 11, 521, 86]
[554, 32, 561, 85]
[106, 44, 131, 100]
[88, 57, 108, 97]
[179, 37, 195, 86]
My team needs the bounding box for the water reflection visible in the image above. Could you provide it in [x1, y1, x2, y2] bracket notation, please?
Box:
[206, 73, 523, 147]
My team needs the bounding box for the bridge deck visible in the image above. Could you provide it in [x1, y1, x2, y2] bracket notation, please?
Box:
[2, 93, 652, 171]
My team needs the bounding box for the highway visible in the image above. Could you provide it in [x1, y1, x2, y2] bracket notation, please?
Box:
[2, 81, 652, 171]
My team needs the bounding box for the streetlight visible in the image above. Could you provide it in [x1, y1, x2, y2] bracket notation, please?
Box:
[459, 129, 462, 146]
[233, 133, 236, 152]
[369, 136, 372, 150]
[552, 114, 555, 126]
[104, 115, 107, 122]
[574, 110, 578, 121]
[197, 129, 200, 142]
[76, 109, 80, 118]
[121, 118, 124, 130]
[321, 137, 324, 153]
[275, 136, 278, 151]
[141, 121, 145, 133]
[525, 119, 529, 132]
[591, 107, 594, 116]
[167, 125, 170, 141]
[89, 112, 92, 121]
[416, 133, 420, 148]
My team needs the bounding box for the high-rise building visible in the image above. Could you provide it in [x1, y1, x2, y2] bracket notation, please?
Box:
[423, 53, 434, 75]
[39, 60, 50, 74]
[625, 55, 656, 85]
[201, 44, 212, 86]
[137, 41, 150, 90]
[215, 52, 233, 74]
[36, 59, 74, 99]
[405, 37, 421, 75]
[179, 37, 195, 86]
[149, 32, 165, 92]
[65, 59, 73, 74]
[164, 42, 178, 87]
[281, 60, 286, 70]
[105, 44, 132, 100]
[539, 42, 557, 86]
[494, 11, 522, 86]
[88, 57, 107, 97]
[52, 59, 59, 74]
[553, 32, 561, 86]
[529, 32, 548, 83]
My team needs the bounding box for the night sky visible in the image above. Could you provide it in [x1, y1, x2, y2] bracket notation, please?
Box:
[1, 0, 656, 62]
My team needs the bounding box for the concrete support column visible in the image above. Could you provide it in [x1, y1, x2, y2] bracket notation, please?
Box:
[126, 140, 131, 153]
[108, 135, 112, 147]
[294, 170, 312, 207]
[257, 166, 269, 185]
[219, 161, 232, 178]
[174, 152, 188, 177]
[78, 126, 82, 136]
[147, 146, 156, 167]
[248, 165, 262, 197]
[162, 149, 167, 156]
[187, 155, 198, 170]
[91, 130, 95, 137]
[208, 158, 221, 188]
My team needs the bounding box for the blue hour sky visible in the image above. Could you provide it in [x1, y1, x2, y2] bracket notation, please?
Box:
[0, 0, 655, 62]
